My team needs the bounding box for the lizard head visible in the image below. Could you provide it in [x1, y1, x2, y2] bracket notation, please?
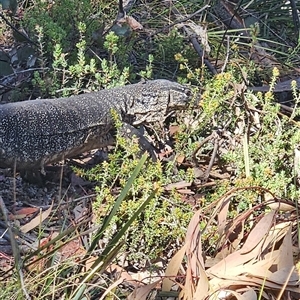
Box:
[127, 79, 196, 125]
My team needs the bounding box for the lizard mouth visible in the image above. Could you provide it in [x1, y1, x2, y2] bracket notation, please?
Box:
[168, 86, 198, 109]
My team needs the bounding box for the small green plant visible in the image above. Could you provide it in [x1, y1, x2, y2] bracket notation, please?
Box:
[24, 0, 100, 54]
[223, 68, 300, 199]
[31, 24, 130, 97]
[83, 121, 194, 263]
[168, 60, 300, 211]
[23, 0, 137, 97]
[0, 154, 156, 299]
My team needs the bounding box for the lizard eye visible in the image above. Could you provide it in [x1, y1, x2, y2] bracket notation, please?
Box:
[184, 88, 192, 97]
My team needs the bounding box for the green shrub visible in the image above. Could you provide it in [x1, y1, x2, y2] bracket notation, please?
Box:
[84, 124, 194, 263]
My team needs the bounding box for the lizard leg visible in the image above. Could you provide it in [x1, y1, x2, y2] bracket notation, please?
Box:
[120, 123, 158, 161]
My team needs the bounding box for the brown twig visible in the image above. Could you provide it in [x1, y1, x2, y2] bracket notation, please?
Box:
[169, 4, 217, 75]
[0, 12, 37, 46]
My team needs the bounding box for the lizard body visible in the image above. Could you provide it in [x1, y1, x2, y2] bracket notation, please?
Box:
[0, 80, 192, 170]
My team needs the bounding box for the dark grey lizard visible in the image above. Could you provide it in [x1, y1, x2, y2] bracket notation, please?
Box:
[0, 79, 192, 172]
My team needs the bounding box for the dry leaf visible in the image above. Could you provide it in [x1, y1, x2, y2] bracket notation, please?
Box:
[185, 210, 204, 269]
[59, 238, 86, 261]
[169, 125, 180, 135]
[9, 207, 39, 220]
[267, 267, 299, 285]
[99, 277, 124, 300]
[207, 249, 256, 277]
[193, 262, 209, 300]
[267, 201, 295, 211]
[277, 225, 293, 270]
[162, 243, 187, 291]
[126, 16, 143, 30]
[240, 288, 258, 300]
[240, 210, 276, 254]
[217, 198, 230, 235]
[185, 23, 211, 53]
[181, 210, 205, 299]
[20, 203, 53, 233]
[128, 280, 160, 300]
[176, 155, 185, 164]
[230, 289, 257, 300]
[164, 181, 192, 191]
[177, 189, 194, 195]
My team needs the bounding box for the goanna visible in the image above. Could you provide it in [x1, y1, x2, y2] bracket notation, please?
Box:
[0, 80, 193, 171]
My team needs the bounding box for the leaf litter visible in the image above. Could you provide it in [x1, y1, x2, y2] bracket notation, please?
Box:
[130, 188, 300, 300]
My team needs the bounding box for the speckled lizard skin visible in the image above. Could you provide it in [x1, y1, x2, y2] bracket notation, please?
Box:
[0, 80, 192, 171]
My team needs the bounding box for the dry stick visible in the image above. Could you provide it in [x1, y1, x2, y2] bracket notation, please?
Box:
[23, 217, 94, 269]
[221, 36, 230, 73]
[0, 13, 37, 46]
[203, 135, 219, 180]
[182, 26, 217, 75]
[213, 0, 245, 68]
[192, 134, 214, 164]
[192, 131, 220, 181]
[169, 5, 217, 75]
[149, 6, 210, 37]
[103, 0, 137, 35]
[0, 196, 31, 300]
[0, 68, 48, 89]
